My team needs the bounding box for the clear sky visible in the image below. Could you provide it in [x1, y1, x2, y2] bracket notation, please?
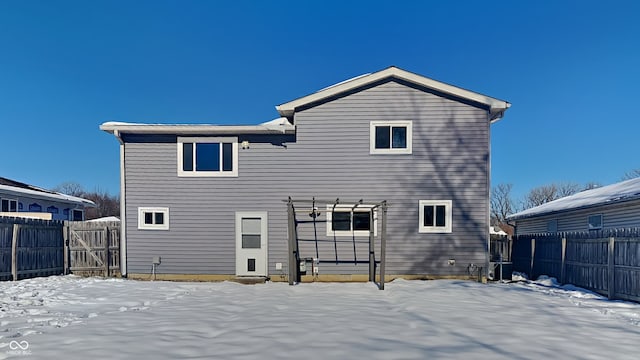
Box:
[1, 0, 639, 200]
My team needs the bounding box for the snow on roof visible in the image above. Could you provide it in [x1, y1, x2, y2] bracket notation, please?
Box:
[490, 226, 508, 236]
[100, 117, 295, 135]
[0, 181, 95, 207]
[87, 216, 120, 222]
[508, 177, 640, 221]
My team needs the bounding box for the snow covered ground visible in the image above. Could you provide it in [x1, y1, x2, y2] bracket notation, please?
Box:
[1, 276, 639, 359]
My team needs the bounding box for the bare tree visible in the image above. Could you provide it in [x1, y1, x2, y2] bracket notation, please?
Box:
[582, 181, 602, 191]
[53, 182, 85, 197]
[491, 183, 515, 225]
[82, 188, 120, 219]
[557, 182, 581, 197]
[522, 184, 558, 209]
[622, 169, 640, 180]
[53, 182, 120, 219]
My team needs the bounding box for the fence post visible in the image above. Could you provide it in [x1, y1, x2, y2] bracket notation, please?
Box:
[560, 237, 567, 284]
[63, 223, 69, 275]
[104, 227, 110, 277]
[530, 238, 536, 279]
[608, 237, 615, 300]
[11, 224, 20, 281]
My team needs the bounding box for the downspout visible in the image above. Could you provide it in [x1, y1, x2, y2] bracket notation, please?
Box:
[485, 111, 492, 281]
[114, 130, 127, 277]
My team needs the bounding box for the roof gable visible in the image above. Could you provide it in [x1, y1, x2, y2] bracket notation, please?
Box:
[276, 66, 510, 121]
[508, 177, 640, 221]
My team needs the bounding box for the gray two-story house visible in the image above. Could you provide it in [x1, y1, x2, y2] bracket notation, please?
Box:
[101, 66, 510, 281]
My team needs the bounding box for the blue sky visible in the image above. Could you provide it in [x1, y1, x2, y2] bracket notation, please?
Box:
[1, 0, 639, 201]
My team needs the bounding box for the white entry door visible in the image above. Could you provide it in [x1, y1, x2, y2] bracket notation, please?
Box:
[235, 212, 268, 276]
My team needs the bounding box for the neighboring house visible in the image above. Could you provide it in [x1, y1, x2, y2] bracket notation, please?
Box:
[0, 177, 95, 221]
[507, 177, 640, 235]
[100, 66, 510, 281]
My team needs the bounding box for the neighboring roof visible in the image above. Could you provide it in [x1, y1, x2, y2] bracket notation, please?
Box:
[87, 216, 120, 222]
[507, 177, 640, 221]
[276, 66, 511, 122]
[0, 177, 95, 207]
[490, 226, 508, 236]
[100, 117, 295, 135]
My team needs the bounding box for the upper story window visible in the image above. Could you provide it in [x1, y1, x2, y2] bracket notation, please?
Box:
[326, 205, 377, 237]
[138, 207, 169, 230]
[370, 121, 412, 154]
[588, 214, 603, 230]
[419, 200, 452, 233]
[177, 137, 238, 177]
[1, 199, 17, 212]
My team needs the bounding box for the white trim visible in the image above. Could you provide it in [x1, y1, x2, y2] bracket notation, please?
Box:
[138, 207, 170, 230]
[276, 66, 510, 120]
[419, 200, 453, 233]
[115, 132, 127, 276]
[369, 120, 413, 155]
[177, 137, 239, 177]
[588, 214, 603, 230]
[326, 205, 378, 237]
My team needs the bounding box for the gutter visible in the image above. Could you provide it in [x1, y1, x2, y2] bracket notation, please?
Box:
[113, 130, 128, 277]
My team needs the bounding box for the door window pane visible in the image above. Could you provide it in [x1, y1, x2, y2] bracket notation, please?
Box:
[392, 127, 407, 148]
[375, 126, 391, 149]
[242, 218, 261, 234]
[247, 258, 256, 272]
[196, 143, 220, 171]
[242, 235, 261, 249]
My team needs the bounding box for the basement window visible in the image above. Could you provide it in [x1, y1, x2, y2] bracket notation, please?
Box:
[178, 137, 238, 177]
[370, 121, 412, 154]
[326, 205, 377, 236]
[138, 207, 169, 230]
[419, 200, 452, 233]
[588, 214, 603, 230]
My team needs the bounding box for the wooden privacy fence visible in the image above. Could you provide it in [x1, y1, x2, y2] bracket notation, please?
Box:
[513, 228, 640, 302]
[66, 221, 121, 277]
[0, 217, 65, 281]
[0, 217, 121, 280]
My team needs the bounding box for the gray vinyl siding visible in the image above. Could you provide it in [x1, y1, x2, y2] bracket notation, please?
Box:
[123, 80, 490, 276]
[514, 200, 640, 235]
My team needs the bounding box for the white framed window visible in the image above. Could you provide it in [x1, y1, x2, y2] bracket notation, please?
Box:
[138, 207, 169, 230]
[72, 209, 84, 221]
[177, 137, 238, 177]
[326, 205, 377, 236]
[1, 198, 18, 212]
[370, 121, 412, 154]
[419, 200, 452, 233]
[547, 219, 558, 233]
[588, 214, 603, 230]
